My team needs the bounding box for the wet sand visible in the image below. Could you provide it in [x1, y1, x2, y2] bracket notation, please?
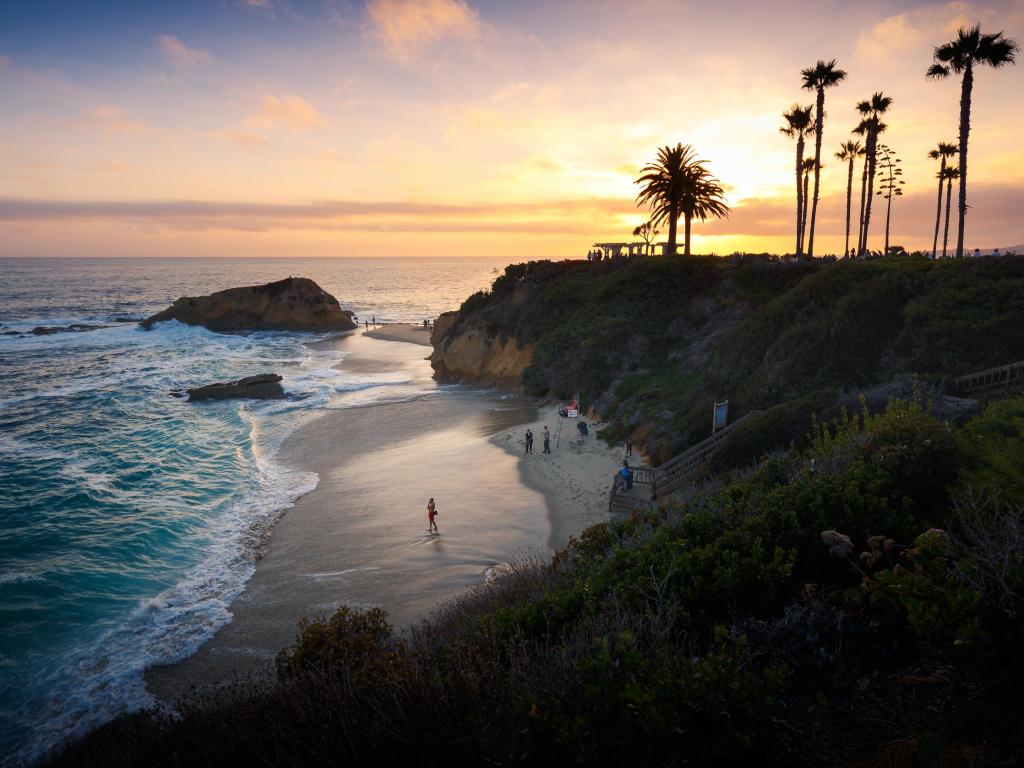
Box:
[491, 405, 633, 550]
[364, 323, 433, 346]
[147, 334, 545, 702]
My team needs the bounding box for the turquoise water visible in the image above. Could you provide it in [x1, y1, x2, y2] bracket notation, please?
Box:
[0, 257, 507, 762]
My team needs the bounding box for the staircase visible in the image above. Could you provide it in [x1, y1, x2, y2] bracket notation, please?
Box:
[609, 410, 761, 515]
[951, 360, 1024, 396]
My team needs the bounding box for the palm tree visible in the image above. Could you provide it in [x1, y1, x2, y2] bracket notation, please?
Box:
[801, 59, 847, 258]
[835, 140, 864, 257]
[780, 104, 815, 256]
[799, 157, 818, 254]
[927, 142, 958, 259]
[941, 166, 959, 258]
[927, 26, 1018, 258]
[856, 93, 892, 254]
[853, 120, 871, 255]
[635, 144, 728, 256]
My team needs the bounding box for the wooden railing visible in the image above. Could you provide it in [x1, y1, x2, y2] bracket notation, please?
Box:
[608, 410, 761, 513]
[952, 360, 1024, 396]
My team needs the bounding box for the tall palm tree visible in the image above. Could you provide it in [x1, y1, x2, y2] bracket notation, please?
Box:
[927, 26, 1018, 258]
[679, 163, 729, 256]
[780, 104, 815, 256]
[853, 121, 871, 255]
[941, 166, 959, 258]
[799, 158, 817, 254]
[801, 59, 847, 258]
[927, 142, 958, 259]
[856, 93, 892, 254]
[635, 144, 728, 256]
[835, 140, 864, 257]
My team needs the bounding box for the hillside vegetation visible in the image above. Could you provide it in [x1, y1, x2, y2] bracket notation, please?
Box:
[435, 255, 1024, 463]
[45, 397, 1024, 766]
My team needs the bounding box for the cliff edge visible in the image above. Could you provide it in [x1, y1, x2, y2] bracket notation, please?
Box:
[429, 310, 533, 385]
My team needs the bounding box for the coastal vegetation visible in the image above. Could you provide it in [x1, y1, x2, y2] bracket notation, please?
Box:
[435, 254, 1024, 464]
[44, 396, 1024, 766]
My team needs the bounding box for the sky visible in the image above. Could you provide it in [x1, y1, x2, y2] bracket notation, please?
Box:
[1, 0, 1022, 258]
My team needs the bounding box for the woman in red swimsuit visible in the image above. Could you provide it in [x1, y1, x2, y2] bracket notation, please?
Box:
[427, 498, 438, 534]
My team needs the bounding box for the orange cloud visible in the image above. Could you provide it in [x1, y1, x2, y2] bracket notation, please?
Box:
[248, 94, 326, 131]
[212, 129, 272, 147]
[79, 106, 152, 135]
[366, 0, 480, 57]
[157, 34, 212, 65]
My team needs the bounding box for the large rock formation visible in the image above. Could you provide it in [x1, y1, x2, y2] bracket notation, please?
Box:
[142, 277, 356, 332]
[178, 374, 285, 401]
[429, 311, 533, 386]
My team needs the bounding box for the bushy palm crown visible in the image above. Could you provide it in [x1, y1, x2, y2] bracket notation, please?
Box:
[634, 144, 728, 228]
[928, 142, 959, 161]
[858, 92, 893, 119]
[926, 25, 1018, 78]
[780, 105, 814, 138]
[835, 140, 864, 162]
[801, 59, 847, 94]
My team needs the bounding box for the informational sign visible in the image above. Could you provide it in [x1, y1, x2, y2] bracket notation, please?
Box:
[566, 409, 579, 418]
[712, 400, 729, 432]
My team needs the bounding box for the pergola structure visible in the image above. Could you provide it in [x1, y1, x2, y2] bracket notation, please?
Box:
[591, 241, 668, 259]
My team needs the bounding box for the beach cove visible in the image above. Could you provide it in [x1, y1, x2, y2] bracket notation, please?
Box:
[148, 328, 624, 701]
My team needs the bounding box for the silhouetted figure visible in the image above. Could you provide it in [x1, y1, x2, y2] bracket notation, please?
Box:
[542, 426, 551, 453]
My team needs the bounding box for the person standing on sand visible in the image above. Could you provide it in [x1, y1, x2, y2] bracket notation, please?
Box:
[625, 439, 632, 457]
[542, 426, 551, 453]
[524, 429, 533, 454]
[427, 498, 438, 534]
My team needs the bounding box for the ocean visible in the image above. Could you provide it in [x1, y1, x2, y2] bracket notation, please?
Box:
[0, 257, 510, 762]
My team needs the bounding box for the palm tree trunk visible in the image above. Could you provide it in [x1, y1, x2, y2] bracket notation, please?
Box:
[942, 175, 953, 258]
[862, 131, 877, 254]
[857, 153, 868, 255]
[956, 64, 973, 258]
[800, 171, 810, 256]
[931, 157, 946, 259]
[795, 136, 805, 256]
[844, 157, 854, 257]
[684, 212, 693, 256]
[667, 201, 678, 256]
[807, 89, 825, 258]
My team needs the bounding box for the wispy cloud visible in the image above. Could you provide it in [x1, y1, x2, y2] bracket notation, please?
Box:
[0, 53, 10, 68]
[211, 129, 273, 147]
[247, 94, 326, 131]
[366, 0, 480, 58]
[78, 106, 153, 135]
[157, 34, 212, 65]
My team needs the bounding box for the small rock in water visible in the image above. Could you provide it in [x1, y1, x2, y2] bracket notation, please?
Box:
[180, 373, 286, 401]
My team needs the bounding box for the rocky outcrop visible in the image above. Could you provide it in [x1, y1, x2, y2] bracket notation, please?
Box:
[142, 277, 356, 332]
[430, 316, 533, 386]
[31, 323, 112, 336]
[177, 374, 285, 401]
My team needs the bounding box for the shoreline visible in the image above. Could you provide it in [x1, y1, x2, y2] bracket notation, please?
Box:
[363, 323, 433, 347]
[145, 332, 545, 704]
[490, 404, 634, 551]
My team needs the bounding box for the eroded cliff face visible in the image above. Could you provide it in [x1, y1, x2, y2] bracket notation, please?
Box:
[430, 311, 533, 386]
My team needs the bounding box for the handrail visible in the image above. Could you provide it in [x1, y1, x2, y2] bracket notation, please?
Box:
[608, 410, 763, 512]
[952, 360, 1024, 395]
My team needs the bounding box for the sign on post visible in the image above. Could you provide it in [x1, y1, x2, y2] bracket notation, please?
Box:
[712, 400, 729, 433]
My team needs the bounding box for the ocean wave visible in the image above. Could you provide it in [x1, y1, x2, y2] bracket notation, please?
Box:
[13, 445, 318, 765]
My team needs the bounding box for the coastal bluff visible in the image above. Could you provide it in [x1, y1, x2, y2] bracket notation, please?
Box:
[429, 310, 533, 385]
[142, 277, 356, 332]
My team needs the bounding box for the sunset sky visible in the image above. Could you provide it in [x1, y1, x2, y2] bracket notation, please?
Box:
[1, 0, 1022, 258]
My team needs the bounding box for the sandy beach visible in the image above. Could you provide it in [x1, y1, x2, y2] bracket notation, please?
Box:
[364, 323, 433, 346]
[147, 332, 546, 702]
[491, 405, 633, 549]
[146, 330, 635, 703]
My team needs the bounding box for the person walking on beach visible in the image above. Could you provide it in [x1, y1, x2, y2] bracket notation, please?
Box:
[542, 426, 551, 453]
[427, 498, 438, 534]
[625, 439, 632, 457]
[524, 429, 533, 454]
